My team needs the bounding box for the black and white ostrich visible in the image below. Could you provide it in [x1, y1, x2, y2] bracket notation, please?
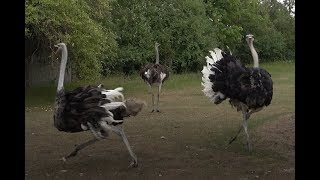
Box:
[140, 42, 169, 112]
[201, 34, 273, 151]
[53, 43, 145, 167]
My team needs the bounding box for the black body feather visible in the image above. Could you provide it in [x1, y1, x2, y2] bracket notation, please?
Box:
[139, 63, 169, 84]
[208, 52, 273, 109]
[53, 85, 125, 133]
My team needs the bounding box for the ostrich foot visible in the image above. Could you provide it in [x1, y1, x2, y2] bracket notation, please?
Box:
[128, 160, 138, 168]
[60, 157, 67, 162]
[247, 142, 252, 153]
[228, 136, 237, 145]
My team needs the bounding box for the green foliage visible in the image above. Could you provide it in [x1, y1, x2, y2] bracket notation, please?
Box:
[204, 0, 244, 51]
[108, 0, 154, 75]
[25, 0, 117, 80]
[260, 0, 295, 60]
[110, 0, 218, 73]
[169, 0, 218, 73]
[26, 0, 295, 79]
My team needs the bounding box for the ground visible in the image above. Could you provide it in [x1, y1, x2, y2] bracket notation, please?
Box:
[25, 62, 295, 179]
[25, 93, 295, 179]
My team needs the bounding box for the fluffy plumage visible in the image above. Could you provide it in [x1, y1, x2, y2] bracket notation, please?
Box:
[54, 85, 127, 133]
[201, 48, 273, 110]
[201, 47, 273, 152]
[139, 63, 169, 84]
[53, 43, 144, 167]
[140, 42, 169, 112]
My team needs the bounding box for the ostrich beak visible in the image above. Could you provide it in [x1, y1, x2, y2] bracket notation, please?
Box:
[52, 44, 62, 61]
[124, 98, 146, 117]
[54, 45, 60, 55]
[246, 34, 254, 39]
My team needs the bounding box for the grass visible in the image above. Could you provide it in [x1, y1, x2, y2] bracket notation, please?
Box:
[25, 61, 294, 107]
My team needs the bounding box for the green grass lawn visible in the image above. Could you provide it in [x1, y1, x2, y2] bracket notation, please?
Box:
[25, 61, 294, 108]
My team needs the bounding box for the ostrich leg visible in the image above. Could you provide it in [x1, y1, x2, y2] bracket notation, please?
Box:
[228, 126, 243, 145]
[62, 138, 100, 161]
[62, 123, 105, 161]
[109, 125, 138, 168]
[156, 83, 162, 112]
[151, 91, 155, 112]
[87, 122, 105, 140]
[242, 111, 252, 152]
[228, 112, 249, 145]
[99, 122, 137, 167]
[228, 108, 263, 144]
[149, 84, 155, 113]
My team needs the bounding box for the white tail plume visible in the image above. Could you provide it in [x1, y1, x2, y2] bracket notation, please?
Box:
[201, 48, 225, 103]
[102, 87, 125, 102]
[100, 102, 126, 111]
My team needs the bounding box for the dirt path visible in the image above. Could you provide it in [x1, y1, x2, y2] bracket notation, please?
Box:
[25, 105, 294, 180]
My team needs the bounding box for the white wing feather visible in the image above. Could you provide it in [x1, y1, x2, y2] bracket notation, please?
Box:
[201, 48, 226, 102]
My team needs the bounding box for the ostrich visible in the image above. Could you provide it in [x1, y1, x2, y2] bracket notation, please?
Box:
[53, 43, 145, 167]
[201, 34, 273, 152]
[140, 42, 169, 112]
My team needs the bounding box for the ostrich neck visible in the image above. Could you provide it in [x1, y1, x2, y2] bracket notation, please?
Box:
[57, 46, 68, 92]
[155, 46, 159, 64]
[248, 41, 259, 68]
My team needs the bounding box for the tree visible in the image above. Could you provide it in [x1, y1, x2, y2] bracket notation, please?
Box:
[204, 0, 293, 63]
[25, 0, 295, 80]
[111, 0, 218, 74]
[25, 0, 118, 80]
[108, 0, 154, 75]
[260, 0, 295, 60]
[283, 0, 295, 16]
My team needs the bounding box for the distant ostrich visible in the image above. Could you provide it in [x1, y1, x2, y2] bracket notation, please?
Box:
[140, 42, 169, 112]
[53, 43, 145, 167]
[201, 34, 273, 151]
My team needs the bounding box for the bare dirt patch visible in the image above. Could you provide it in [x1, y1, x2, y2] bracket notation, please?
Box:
[254, 113, 295, 173]
[25, 106, 295, 180]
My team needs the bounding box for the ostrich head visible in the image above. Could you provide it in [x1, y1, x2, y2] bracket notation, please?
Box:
[155, 42, 160, 47]
[245, 34, 254, 44]
[245, 34, 259, 68]
[124, 98, 147, 117]
[54, 43, 67, 55]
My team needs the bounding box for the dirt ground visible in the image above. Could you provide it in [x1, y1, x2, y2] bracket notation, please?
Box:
[25, 92, 295, 180]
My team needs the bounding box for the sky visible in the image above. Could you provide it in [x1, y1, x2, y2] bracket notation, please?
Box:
[277, 0, 295, 15]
